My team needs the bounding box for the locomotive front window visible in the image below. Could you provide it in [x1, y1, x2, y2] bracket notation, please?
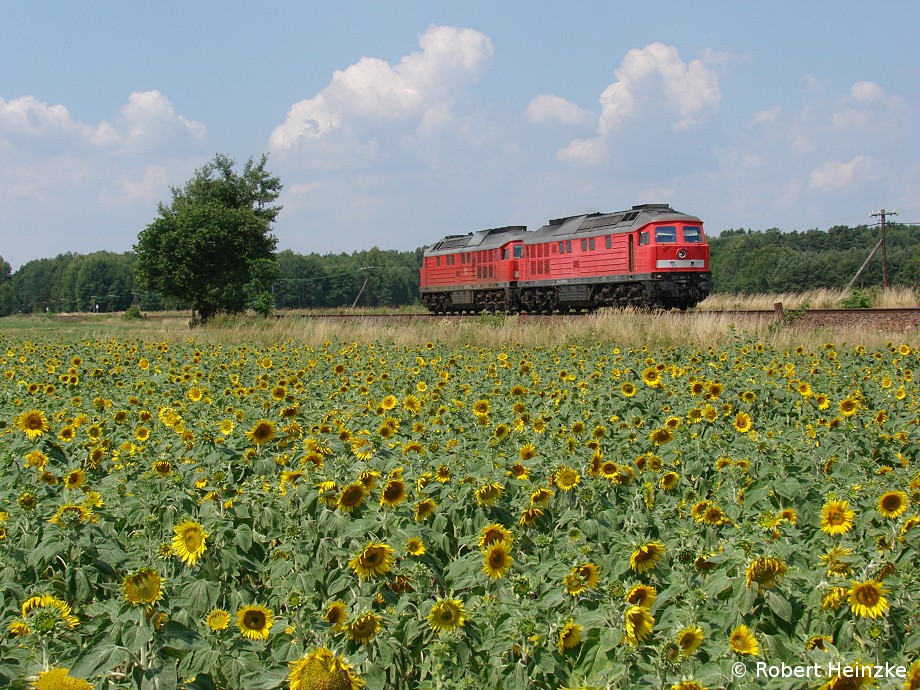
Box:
[655, 226, 677, 243]
[683, 226, 702, 243]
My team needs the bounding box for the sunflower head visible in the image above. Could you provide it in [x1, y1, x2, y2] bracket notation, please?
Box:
[848, 579, 889, 619]
[482, 540, 514, 579]
[622, 605, 655, 646]
[205, 608, 231, 631]
[728, 624, 759, 656]
[557, 619, 583, 651]
[428, 598, 467, 634]
[123, 568, 163, 606]
[288, 647, 365, 690]
[348, 542, 395, 580]
[237, 604, 274, 640]
[31, 668, 93, 690]
[629, 540, 665, 574]
[345, 612, 381, 645]
[877, 490, 908, 519]
[171, 519, 208, 566]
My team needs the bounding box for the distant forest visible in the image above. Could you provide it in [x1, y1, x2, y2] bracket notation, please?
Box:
[1, 222, 918, 315]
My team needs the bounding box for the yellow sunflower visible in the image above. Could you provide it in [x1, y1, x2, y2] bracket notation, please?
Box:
[237, 604, 274, 641]
[345, 612, 381, 645]
[379, 479, 407, 508]
[406, 537, 426, 556]
[838, 397, 859, 417]
[348, 542, 395, 580]
[171, 520, 208, 566]
[553, 465, 581, 491]
[428, 598, 467, 634]
[642, 368, 661, 387]
[246, 419, 276, 445]
[622, 605, 654, 646]
[475, 482, 504, 506]
[820, 499, 855, 536]
[745, 557, 787, 591]
[123, 568, 163, 606]
[621, 381, 637, 397]
[877, 490, 908, 519]
[519, 443, 537, 461]
[205, 608, 231, 631]
[323, 601, 349, 630]
[557, 619, 583, 651]
[15, 409, 49, 440]
[48, 504, 97, 527]
[629, 540, 665, 574]
[676, 625, 704, 655]
[728, 624, 759, 656]
[31, 668, 93, 690]
[337, 482, 368, 513]
[733, 412, 753, 433]
[482, 541, 514, 579]
[21, 594, 79, 629]
[413, 498, 437, 522]
[479, 523, 513, 549]
[848, 580, 889, 619]
[625, 583, 656, 608]
[670, 682, 707, 690]
[288, 647, 365, 690]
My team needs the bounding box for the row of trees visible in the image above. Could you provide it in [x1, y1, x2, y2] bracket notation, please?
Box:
[1, 153, 918, 318]
[0, 248, 425, 316]
[708, 224, 920, 293]
[5, 222, 917, 317]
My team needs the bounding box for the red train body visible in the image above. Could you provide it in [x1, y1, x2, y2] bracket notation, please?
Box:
[419, 204, 712, 313]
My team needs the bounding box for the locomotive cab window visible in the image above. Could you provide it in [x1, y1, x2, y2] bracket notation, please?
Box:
[589, 238, 595, 251]
[513, 245, 523, 258]
[605, 236, 612, 249]
[639, 232, 650, 246]
[683, 226, 702, 243]
[581, 239, 587, 252]
[436, 257, 440, 266]
[655, 226, 677, 243]
[565, 241, 572, 253]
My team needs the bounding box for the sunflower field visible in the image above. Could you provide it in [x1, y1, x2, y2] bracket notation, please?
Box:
[1, 332, 919, 690]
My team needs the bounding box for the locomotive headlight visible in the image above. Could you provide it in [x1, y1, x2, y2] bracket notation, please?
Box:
[677, 249, 687, 259]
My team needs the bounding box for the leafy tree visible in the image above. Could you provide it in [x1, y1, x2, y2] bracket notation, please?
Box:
[134, 153, 281, 322]
[0, 255, 12, 316]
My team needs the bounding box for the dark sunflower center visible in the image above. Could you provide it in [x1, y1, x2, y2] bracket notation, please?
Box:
[854, 585, 878, 606]
[244, 610, 266, 628]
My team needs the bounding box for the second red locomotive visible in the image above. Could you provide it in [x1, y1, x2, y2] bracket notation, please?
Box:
[419, 203, 712, 313]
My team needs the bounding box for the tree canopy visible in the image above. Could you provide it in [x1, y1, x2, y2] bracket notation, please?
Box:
[134, 153, 281, 321]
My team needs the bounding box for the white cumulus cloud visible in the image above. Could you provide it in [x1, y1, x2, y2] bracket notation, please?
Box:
[525, 94, 594, 126]
[269, 25, 494, 150]
[809, 156, 867, 191]
[538, 43, 721, 165]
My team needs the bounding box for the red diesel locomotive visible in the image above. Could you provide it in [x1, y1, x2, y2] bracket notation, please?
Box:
[420, 203, 712, 313]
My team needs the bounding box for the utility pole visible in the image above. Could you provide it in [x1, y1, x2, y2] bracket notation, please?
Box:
[869, 208, 898, 289]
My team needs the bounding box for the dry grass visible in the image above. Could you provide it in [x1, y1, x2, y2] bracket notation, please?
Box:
[697, 285, 919, 311]
[4, 287, 918, 350]
[139, 311, 917, 350]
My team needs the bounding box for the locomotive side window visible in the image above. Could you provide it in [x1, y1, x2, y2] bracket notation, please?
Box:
[639, 232, 650, 246]
[655, 226, 677, 243]
[581, 239, 587, 252]
[565, 241, 572, 253]
[683, 226, 702, 243]
[589, 238, 595, 251]
[436, 257, 440, 266]
[513, 245, 523, 258]
[605, 236, 612, 249]
[558, 242, 564, 254]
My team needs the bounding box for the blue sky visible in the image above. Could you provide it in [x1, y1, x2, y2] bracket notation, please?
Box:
[1, 1, 918, 269]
